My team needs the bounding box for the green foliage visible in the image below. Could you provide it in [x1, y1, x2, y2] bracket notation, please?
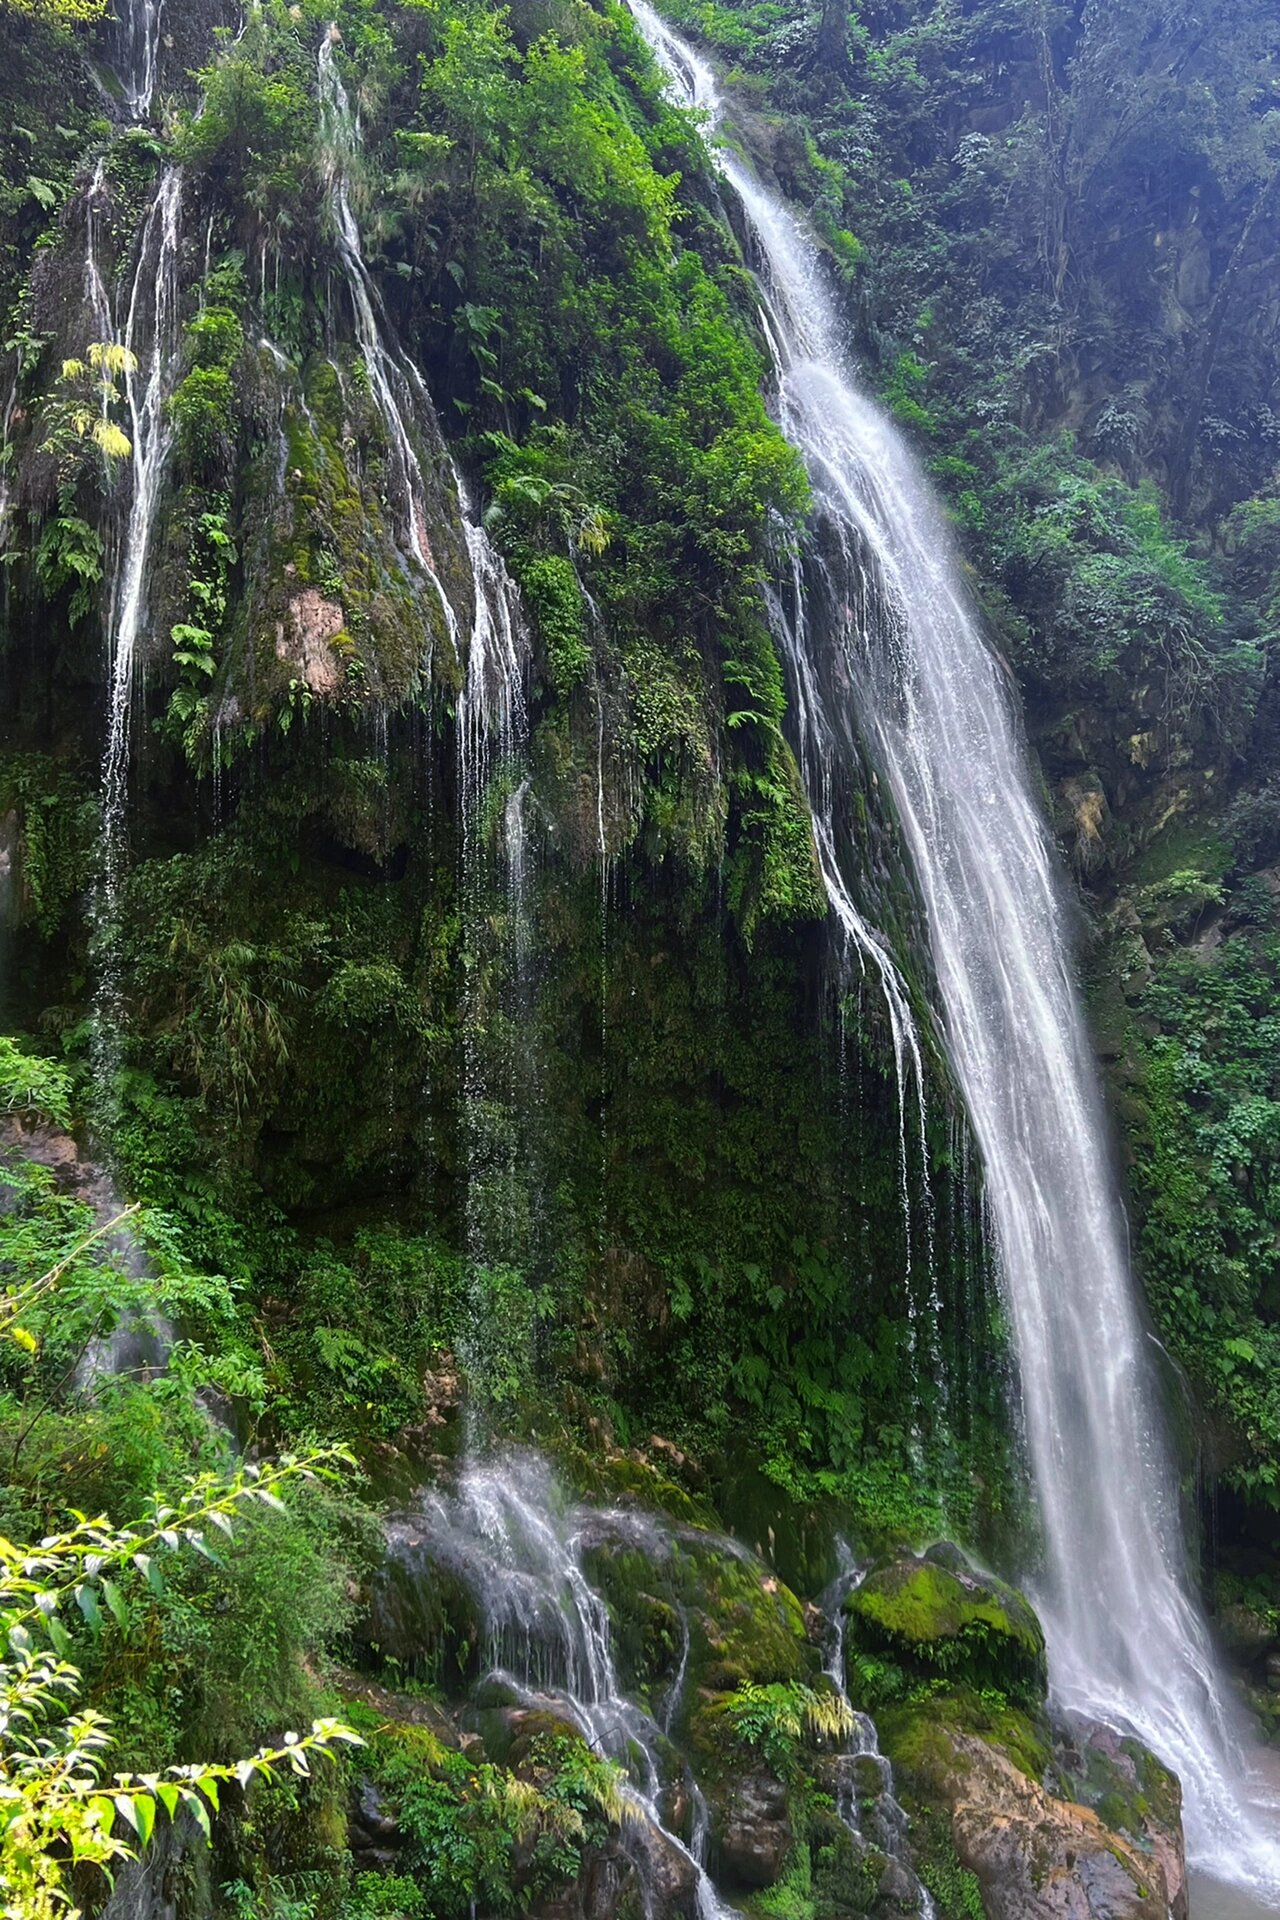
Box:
[724, 1681, 852, 1782]
[0, 1448, 359, 1920]
[1120, 929, 1280, 1504]
[164, 498, 237, 763]
[0, 1036, 72, 1127]
[0, 757, 97, 938]
[847, 1556, 1045, 1711]
[169, 366, 236, 474]
[353, 1716, 625, 1918]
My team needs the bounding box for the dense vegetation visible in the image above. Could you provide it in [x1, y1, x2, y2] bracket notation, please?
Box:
[1, 0, 1280, 1909]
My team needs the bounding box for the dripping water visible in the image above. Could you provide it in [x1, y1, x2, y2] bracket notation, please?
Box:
[116, 0, 165, 120]
[316, 25, 461, 661]
[385, 1454, 738, 1920]
[820, 1549, 936, 1916]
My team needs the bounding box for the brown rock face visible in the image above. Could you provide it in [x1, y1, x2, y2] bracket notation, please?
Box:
[276, 588, 346, 695]
[948, 1733, 1181, 1920]
[714, 1770, 792, 1887]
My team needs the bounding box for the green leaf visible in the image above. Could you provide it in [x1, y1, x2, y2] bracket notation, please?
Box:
[133, 1794, 156, 1847]
[113, 1794, 140, 1836]
[75, 1584, 103, 1632]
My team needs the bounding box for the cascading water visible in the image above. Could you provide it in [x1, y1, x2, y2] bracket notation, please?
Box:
[385, 1453, 737, 1920]
[95, 164, 184, 1076]
[317, 26, 461, 660]
[629, 1, 1280, 1896]
[117, 0, 165, 120]
[0, 351, 19, 556]
[455, 498, 538, 1309]
[314, 27, 539, 1385]
[764, 553, 929, 1270]
[820, 1550, 935, 1918]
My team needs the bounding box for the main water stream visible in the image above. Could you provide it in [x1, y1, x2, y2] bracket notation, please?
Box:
[628, 2, 1280, 1899]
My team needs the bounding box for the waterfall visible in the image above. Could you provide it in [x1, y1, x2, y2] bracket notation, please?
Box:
[820, 1550, 936, 1918]
[629, 2, 1280, 1896]
[96, 164, 184, 1075]
[0, 350, 19, 556]
[117, 0, 165, 120]
[764, 555, 929, 1276]
[313, 28, 539, 1384]
[456, 497, 538, 1315]
[316, 26, 462, 661]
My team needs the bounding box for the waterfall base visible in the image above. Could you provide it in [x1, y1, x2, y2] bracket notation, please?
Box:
[338, 1448, 1190, 1920]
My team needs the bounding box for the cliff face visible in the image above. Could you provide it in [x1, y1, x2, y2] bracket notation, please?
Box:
[2, 0, 1279, 1910]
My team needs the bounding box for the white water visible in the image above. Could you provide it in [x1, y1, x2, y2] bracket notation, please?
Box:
[0, 351, 19, 555]
[765, 553, 929, 1281]
[456, 496, 536, 1304]
[96, 164, 184, 1068]
[118, 0, 165, 119]
[390, 1454, 736, 1920]
[820, 1551, 936, 1916]
[317, 27, 461, 660]
[629, 3, 1280, 1896]
[314, 29, 540, 1340]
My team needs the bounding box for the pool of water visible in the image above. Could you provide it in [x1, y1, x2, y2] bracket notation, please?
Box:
[1190, 1748, 1280, 1916]
[1192, 1871, 1280, 1919]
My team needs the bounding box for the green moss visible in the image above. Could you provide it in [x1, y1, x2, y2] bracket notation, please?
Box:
[847, 1553, 1045, 1708]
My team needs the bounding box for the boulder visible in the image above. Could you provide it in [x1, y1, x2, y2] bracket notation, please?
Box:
[531, 1828, 698, 1920]
[847, 1546, 1046, 1707]
[1053, 1716, 1187, 1920]
[950, 1732, 1174, 1920]
[882, 1701, 1185, 1920]
[713, 1768, 792, 1887]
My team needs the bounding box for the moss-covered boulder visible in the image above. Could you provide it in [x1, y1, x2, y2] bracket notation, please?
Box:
[1052, 1716, 1186, 1920]
[847, 1546, 1046, 1709]
[878, 1692, 1185, 1920]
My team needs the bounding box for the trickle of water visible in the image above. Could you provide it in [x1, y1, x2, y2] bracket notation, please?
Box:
[455, 488, 535, 1306]
[628, 3, 1280, 1896]
[820, 1551, 935, 1918]
[96, 165, 184, 1079]
[387, 1454, 738, 1920]
[316, 26, 461, 659]
[0, 350, 20, 555]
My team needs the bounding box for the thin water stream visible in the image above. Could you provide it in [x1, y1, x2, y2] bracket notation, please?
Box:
[94, 163, 184, 1075]
[390, 1455, 738, 1920]
[628, 2, 1280, 1898]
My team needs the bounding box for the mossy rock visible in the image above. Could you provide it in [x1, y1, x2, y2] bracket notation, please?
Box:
[1052, 1714, 1183, 1854]
[847, 1549, 1045, 1709]
[878, 1690, 1051, 1792]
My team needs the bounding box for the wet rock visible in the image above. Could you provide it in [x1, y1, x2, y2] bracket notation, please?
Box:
[276, 588, 346, 696]
[347, 1777, 402, 1870]
[713, 1769, 792, 1887]
[884, 1702, 1184, 1920]
[1216, 1598, 1276, 1668]
[473, 1702, 583, 1768]
[951, 1732, 1172, 1919]
[876, 1854, 919, 1906]
[1052, 1717, 1186, 1920]
[532, 1830, 697, 1920]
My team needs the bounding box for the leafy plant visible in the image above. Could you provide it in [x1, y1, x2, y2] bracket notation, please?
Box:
[0, 1450, 359, 1919]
